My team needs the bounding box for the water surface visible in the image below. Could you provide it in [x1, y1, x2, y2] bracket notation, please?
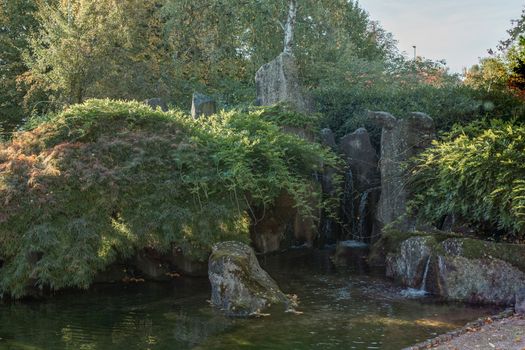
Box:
[0, 249, 499, 350]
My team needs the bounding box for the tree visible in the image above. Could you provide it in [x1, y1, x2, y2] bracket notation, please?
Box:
[21, 0, 169, 109]
[465, 57, 509, 92]
[0, 0, 41, 132]
[160, 0, 395, 103]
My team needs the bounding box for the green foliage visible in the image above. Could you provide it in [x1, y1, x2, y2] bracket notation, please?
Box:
[315, 53, 525, 147]
[21, 0, 171, 109]
[0, 99, 340, 298]
[0, 0, 40, 131]
[409, 120, 525, 241]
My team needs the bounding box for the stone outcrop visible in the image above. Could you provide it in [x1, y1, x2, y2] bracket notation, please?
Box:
[375, 231, 525, 305]
[339, 128, 379, 193]
[191, 92, 216, 119]
[368, 111, 435, 231]
[208, 241, 295, 316]
[339, 127, 380, 242]
[255, 52, 311, 113]
[385, 236, 434, 288]
[434, 253, 525, 305]
[143, 98, 168, 112]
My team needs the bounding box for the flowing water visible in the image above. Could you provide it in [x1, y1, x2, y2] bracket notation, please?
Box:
[0, 249, 499, 350]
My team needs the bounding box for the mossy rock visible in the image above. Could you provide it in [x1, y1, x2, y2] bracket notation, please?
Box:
[368, 229, 456, 266]
[208, 241, 294, 316]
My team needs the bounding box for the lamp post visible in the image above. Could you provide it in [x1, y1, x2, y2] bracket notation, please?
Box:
[412, 45, 416, 60]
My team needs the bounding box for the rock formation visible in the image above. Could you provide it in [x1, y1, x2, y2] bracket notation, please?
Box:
[385, 236, 433, 288]
[368, 111, 435, 231]
[255, 52, 311, 113]
[376, 232, 525, 305]
[339, 128, 379, 193]
[191, 92, 216, 119]
[339, 127, 380, 242]
[208, 241, 295, 316]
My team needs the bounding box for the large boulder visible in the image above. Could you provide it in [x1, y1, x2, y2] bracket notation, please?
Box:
[339, 128, 380, 242]
[208, 241, 295, 316]
[191, 92, 216, 119]
[434, 254, 525, 305]
[339, 128, 379, 193]
[430, 238, 525, 305]
[377, 232, 525, 305]
[385, 236, 434, 288]
[368, 112, 435, 231]
[255, 52, 311, 113]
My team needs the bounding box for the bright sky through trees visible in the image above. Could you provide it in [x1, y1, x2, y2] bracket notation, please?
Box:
[359, 0, 524, 73]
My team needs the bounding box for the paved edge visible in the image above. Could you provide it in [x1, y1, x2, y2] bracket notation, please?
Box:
[403, 308, 516, 350]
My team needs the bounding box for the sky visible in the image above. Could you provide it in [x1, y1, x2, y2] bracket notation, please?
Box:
[357, 0, 524, 73]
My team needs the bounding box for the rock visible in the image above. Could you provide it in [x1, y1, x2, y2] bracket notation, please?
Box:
[339, 128, 379, 193]
[339, 128, 380, 242]
[434, 254, 525, 305]
[516, 288, 525, 315]
[143, 98, 168, 112]
[379, 232, 525, 305]
[331, 240, 369, 270]
[191, 93, 216, 119]
[208, 241, 294, 316]
[255, 52, 312, 113]
[134, 249, 171, 281]
[170, 247, 208, 277]
[386, 236, 434, 288]
[369, 111, 435, 231]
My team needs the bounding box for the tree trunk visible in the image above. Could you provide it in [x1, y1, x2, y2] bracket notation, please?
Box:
[283, 0, 297, 55]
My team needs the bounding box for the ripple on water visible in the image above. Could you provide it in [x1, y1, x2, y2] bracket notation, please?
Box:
[0, 249, 502, 350]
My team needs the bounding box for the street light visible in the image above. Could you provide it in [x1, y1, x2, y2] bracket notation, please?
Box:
[412, 45, 416, 60]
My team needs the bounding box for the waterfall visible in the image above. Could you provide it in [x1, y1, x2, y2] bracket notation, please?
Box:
[321, 217, 333, 244]
[420, 256, 431, 293]
[342, 169, 356, 239]
[357, 190, 369, 241]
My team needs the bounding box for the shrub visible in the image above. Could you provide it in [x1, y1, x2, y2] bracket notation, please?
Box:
[0, 99, 341, 297]
[409, 120, 525, 241]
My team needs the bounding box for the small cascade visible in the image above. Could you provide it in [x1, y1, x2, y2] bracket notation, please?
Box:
[342, 169, 356, 239]
[320, 217, 333, 245]
[356, 190, 370, 241]
[420, 256, 431, 293]
[401, 256, 431, 298]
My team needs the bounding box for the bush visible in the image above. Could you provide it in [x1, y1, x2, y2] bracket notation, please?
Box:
[0, 99, 341, 297]
[409, 120, 525, 241]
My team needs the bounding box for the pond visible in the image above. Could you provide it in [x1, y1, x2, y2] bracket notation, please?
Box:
[0, 249, 499, 350]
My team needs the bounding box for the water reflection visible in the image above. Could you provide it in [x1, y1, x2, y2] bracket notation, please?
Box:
[0, 249, 500, 350]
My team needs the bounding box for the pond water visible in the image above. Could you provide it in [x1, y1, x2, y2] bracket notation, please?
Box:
[0, 249, 499, 350]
